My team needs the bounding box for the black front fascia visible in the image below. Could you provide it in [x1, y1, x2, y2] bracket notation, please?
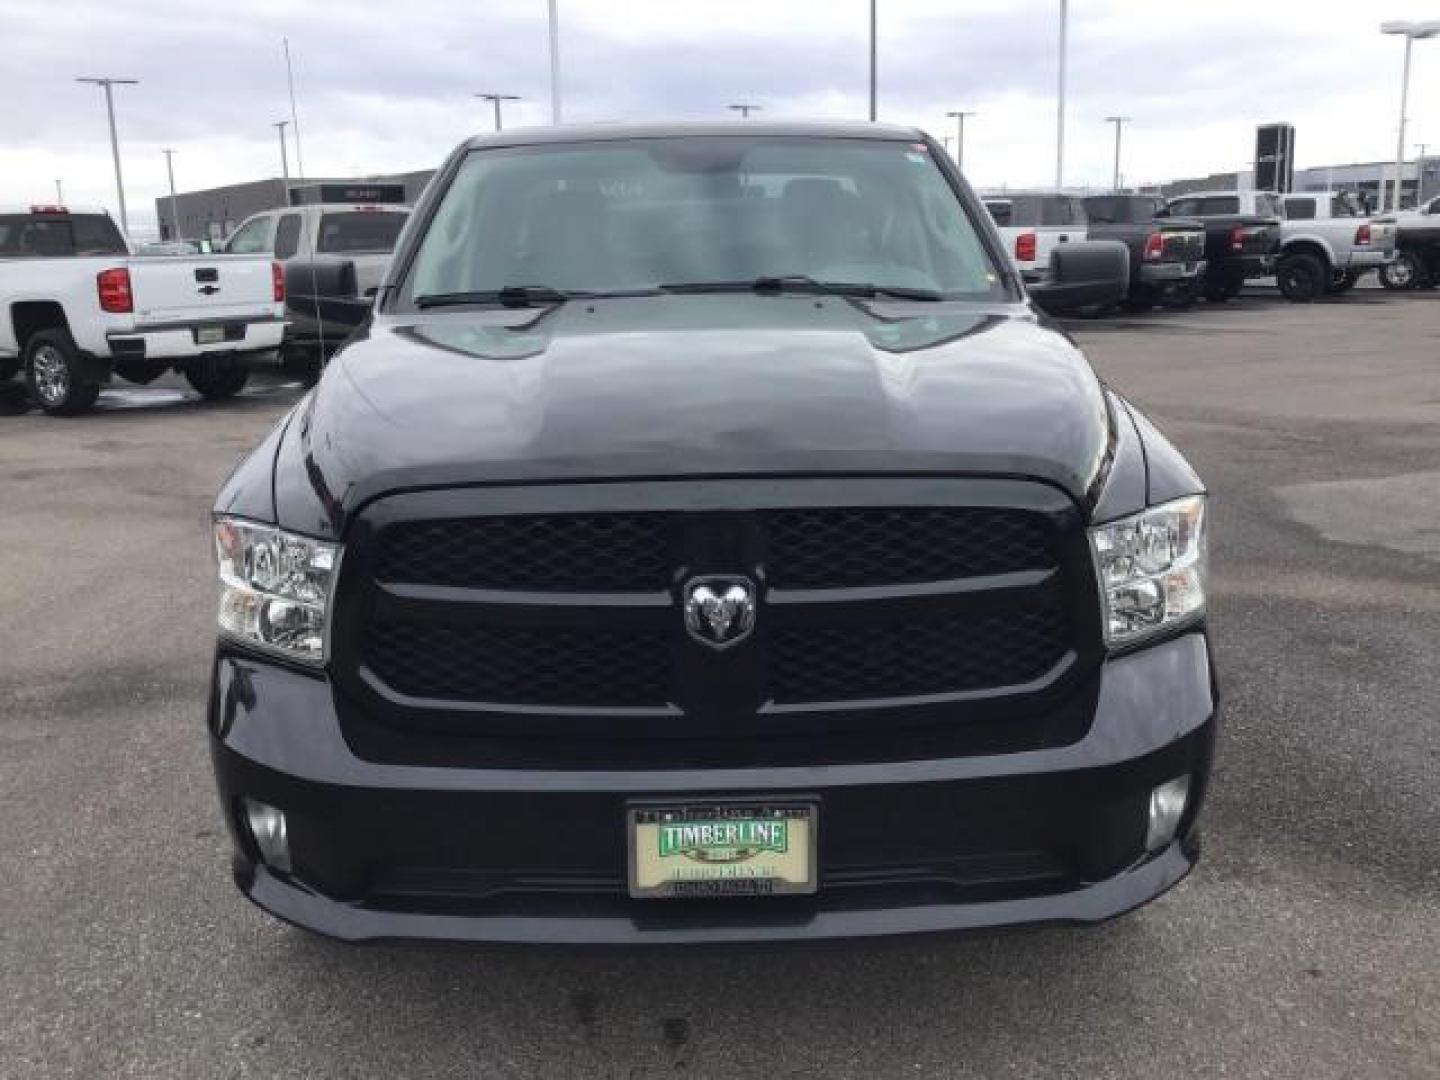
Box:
[326, 477, 1105, 753]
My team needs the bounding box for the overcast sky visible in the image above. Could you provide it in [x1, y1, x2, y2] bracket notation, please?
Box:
[3, 0, 1439, 234]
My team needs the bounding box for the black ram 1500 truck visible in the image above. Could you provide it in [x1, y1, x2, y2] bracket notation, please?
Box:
[208, 123, 1216, 945]
[1082, 194, 1207, 310]
[1162, 192, 1282, 302]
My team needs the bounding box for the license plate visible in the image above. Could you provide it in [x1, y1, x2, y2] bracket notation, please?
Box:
[628, 801, 817, 898]
[195, 326, 226, 344]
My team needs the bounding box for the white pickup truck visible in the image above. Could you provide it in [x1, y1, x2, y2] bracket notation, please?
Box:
[981, 193, 1088, 281]
[1276, 191, 1398, 300]
[0, 206, 285, 415]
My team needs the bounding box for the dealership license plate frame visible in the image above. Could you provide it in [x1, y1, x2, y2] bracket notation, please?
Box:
[627, 799, 819, 899]
[193, 325, 227, 345]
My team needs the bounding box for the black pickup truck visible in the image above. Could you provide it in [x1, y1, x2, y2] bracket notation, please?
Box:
[1162, 191, 1283, 301]
[207, 122, 1215, 946]
[1082, 194, 1207, 309]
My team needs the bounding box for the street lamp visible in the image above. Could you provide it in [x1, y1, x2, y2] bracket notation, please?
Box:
[1055, 0, 1069, 188]
[75, 76, 138, 236]
[476, 92, 521, 132]
[162, 149, 179, 242]
[548, 0, 563, 123]
[869, 0, 877, 121]
[946, 110, 976, 171]
[1104, 116, 1131, 192]
[1381, 20, 1440, 210]
[728, 104, 762, 118]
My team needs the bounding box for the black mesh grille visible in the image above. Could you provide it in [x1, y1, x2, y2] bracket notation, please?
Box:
[765, 507, 1053, 589]
[376, 514, 672, 592]
[364, 621, 672, 706]
[769, 610, 1069, 704]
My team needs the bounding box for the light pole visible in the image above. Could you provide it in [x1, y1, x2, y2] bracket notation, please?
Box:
[55, 179, 64, 204]
[76, 76, 138, 236]
[1381, 20, 1440, 210]
[273, 120, 291, 197]
[728, 104, 762, 118]
[1105, 116, 1131, 192]
[476, 93, 521, 131]
[282, 38, 306, 184]
[868, 0, 877, 121]
[1055, 0, 1068, 188]
[946, 110, 976, 171]
[162, 148, 179, 241]
[548, 0, 563, 123]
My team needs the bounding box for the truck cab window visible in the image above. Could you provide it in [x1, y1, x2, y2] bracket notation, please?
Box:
[274, 214, 303, 259]
[227, 215, 275, 255]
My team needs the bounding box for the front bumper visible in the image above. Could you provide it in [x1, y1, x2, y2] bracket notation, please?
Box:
[209, 633, 1217, 945]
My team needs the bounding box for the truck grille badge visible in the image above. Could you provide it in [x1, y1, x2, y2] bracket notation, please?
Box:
[683, 576, 757, 650]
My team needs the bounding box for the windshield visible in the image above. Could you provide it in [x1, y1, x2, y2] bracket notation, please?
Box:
[0, 213, 128, 257]
[405, 137, 1005, 302]
[317, 211, 408, 254]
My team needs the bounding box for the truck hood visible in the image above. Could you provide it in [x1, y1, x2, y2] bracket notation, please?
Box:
[278, 295, 1112, 536]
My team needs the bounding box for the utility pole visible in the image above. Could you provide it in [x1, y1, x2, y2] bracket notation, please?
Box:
[273, 120, 291, 201]
[868, 0, 877, 121]
[476, 93, 521, 131]
[162, 148, 180, 241]
[55, 179, 64, 204]
[946, 110, 976, 171]
[1105, 116, 1131, 192]
[728, 104, 762, 118]
[1055, 0, 1068, 188]
[76, 76, 138, 236]
[283, 38, 307, 184]
[548, 0, 563, 123]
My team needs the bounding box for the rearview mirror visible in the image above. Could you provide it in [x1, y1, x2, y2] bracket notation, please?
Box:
[1028, 240, 1130, 317]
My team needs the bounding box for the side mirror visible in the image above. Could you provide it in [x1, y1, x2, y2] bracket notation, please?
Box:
[1028, 240, 1130, 316]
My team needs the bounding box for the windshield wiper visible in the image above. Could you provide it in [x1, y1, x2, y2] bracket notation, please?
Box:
[658, 276, 944, 301]
[415, 285, 663, 309]
[415, 285, 573, 309]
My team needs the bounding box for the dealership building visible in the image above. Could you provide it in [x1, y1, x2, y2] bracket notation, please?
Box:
[1163, 157, 1439, 208]
[155, 169, 436, 242]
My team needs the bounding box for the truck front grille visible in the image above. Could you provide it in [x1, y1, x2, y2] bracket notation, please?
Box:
[337, 482, 1098, 736]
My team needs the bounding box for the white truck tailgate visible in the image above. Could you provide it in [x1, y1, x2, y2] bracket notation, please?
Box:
[129, 255, 278, 324]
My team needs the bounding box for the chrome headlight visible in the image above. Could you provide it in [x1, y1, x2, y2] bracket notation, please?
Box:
[214, 517, 341, 664]
[1089, 495, 1207, 649]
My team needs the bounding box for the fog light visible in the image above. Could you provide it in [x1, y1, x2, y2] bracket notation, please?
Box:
[244, 799, 291, 874]
[1146, 776, 1190, 852]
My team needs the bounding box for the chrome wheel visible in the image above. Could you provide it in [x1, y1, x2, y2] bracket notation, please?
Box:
[30, 344, 70, 405]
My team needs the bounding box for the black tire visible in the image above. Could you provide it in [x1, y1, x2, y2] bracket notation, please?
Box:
[280, 343, 323, 388]
[1380, 253, 1422, 291]
[1202, 268, 1244, 303]
[1276, 253, 1326, 303]
[184, 357, 250, 400]
[24, 328, 100, 416]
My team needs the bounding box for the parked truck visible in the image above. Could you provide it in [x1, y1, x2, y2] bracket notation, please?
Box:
[1081, 194, 1207, 310]
[1382, 196, 1440, 290]
[0, 205, 285, 414]
[1162, 191, 1282, 302]
[206, 121, 1214, 946]
[1275, 191, 1397, 300]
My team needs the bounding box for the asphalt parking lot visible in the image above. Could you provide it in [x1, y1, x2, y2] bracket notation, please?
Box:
[1, 289, 1437, 1079]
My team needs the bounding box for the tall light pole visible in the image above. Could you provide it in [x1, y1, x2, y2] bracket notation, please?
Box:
[946, 110, 976, 171]
[162, 148, 179, 241]
[868, 0, 877, 121]
[282, 39, 307, 184]
[1381, 21, 1440, 211]
[1418, 142, 1431, 203]
[1055, 0, 1068, 188]
[273, 120, 291, 198]
[476, 93, 521, 131]
[55, 179, 64, 204]
[76, 76, 138, 236]
[1105, 116, 1131, 192]
[728, 104, 762, 118]
[548, 0, 563, 123]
